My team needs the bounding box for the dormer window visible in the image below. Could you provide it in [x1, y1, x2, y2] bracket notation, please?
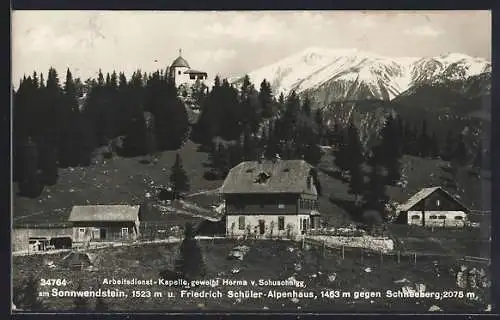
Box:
[255, 172, 271, 184]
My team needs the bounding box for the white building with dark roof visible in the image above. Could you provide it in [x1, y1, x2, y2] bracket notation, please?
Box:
[221, 159, 321, 239]
[395, 186, 470, 228]
[169, 49, 208, 88]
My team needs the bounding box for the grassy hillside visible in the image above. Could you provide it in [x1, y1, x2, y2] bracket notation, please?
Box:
[13, 140, 220, 221]
[14, 140, 490, 231]
[319, 152, 491, 216]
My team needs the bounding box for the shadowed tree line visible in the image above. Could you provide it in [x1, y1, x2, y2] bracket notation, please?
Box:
[14, 68, 189, 198]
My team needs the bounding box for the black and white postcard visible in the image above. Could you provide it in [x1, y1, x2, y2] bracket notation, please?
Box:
[11, 10, 493, 314]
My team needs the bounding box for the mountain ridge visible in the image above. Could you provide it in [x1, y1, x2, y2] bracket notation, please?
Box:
[232, 47, 491, 104]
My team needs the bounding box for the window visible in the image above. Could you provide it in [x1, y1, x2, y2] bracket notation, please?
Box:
[436, 199, 441, 207]
[454, 216, 464, 220]
[190, 74, 196, 80]
[429, 215, 437, 219]
[197, 75, 205, 80]
[278, 217, 285, 230]
[78, 228, 85, 233]
[121, 228, 129, 238]
[238, 216, 245, 230]
[411, 215, 420, 220]
[178, 70, 181, 75]
[278, 203, 285, 209]
[438, 215, 446, 220]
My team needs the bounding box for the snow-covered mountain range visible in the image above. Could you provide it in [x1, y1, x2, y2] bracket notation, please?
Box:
[233, 47, 491, 104]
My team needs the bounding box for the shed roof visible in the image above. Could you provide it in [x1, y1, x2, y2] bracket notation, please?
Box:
[221, 159, 316, 195]
[184, 69, 207, 75]
[68, 205, 140, 222]
[397, 186, 469, 213]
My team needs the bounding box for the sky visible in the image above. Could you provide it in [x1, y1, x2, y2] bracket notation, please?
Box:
[12, 10, 491, 86]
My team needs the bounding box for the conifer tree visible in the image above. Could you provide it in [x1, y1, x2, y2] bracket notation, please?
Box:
[228, 140, 244, 168]
[346, 120, 365, 201]
[314, 108, 324, 145]
[259, 79, 273, 118]
[18, 137, 43, 198]
[418, 119, 431, 157]
[59, 68, 80, 167]
[333, 130, 349, 174]
[243, 130, 258, 161]
[442, 129, 456, 161]
[429, 132, 440, 158]
[380, 114, 402, 185]
[170, 153, 190, 194]
[278, 92, 285, 107]
[453, 133, 468, 166]
[38, 143, 58, 186]
[176, 223, 206, 281]
[301, 94, 312, 117]
[122, 110, 148, 156]
[363, 145, 389, 215]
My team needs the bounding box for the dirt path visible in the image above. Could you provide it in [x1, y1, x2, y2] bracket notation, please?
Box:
[186, 188, 221, 198]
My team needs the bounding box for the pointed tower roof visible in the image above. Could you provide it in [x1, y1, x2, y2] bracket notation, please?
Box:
[171, 49, 190, 68]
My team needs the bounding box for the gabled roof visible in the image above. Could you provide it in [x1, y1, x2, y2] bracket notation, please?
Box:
[171, 56, 190, 68]
[397, 186, 469, 212]
[68, 205, 140, 222]
[184, 69, 207, 75]
[221, 160, 316, 195]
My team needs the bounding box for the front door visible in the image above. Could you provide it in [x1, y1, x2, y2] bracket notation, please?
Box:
[78, 228, 86, 241]
[100, 228, 107, 240]
[121, 227, 129, 239]
[258, 220, 265, 235]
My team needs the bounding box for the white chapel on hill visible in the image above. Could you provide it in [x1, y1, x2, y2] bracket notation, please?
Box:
[168, 49, 208, 88]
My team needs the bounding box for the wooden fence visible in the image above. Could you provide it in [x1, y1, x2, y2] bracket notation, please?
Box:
[302, 237, 491, 266]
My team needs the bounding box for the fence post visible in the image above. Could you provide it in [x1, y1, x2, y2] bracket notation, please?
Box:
[342, 245, 345, 260]
[322, 240, 326, 257]
[414, 252, 417, 265]
[380, 251, 383, 265]
[397, 250, 400, 264]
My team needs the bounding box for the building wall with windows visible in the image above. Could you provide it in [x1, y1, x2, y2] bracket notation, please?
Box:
[72, 221, 139, 242]
[396, 187, 469, 228]
[226, 214, 314, 239]
[407, 210, 467, 227]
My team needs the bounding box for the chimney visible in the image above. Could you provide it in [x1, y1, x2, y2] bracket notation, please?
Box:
[258, 153, 265, 164]
[273, 153, 281, 163]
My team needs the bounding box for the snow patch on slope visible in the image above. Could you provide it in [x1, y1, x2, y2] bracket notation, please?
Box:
[235, 47, 490, 102]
